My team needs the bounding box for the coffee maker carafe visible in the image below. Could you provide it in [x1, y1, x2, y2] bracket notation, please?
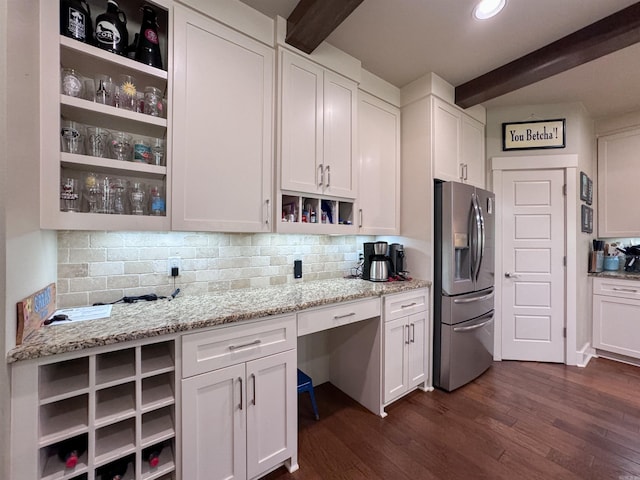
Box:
[363, 241, 390, 282]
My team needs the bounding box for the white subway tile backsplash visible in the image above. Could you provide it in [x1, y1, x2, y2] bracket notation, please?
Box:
[57, 231, 371, 307]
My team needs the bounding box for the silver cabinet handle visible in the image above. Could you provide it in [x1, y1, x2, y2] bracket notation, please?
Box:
[410, 323, 415, 343]
[334, 312, 356, 320]
[401, 302, 417, 309]
[318, 164, 324, 187]
[359, 208, 363, 228]
[612, 287, 638, 293]
[326, 165, 331, 188]
[265, 198, 270, 225]
[463, 163, 468, 180]
[251, 373, 256, 406]
[228, 339, 261, 351]
[405, 325, 410, 344]
[504, 272, 518, 278]
[238, 377, 243, 410]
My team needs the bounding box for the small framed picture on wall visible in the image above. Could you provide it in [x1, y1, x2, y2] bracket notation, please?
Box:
[586, 176, 593, 205]
[581, 205, 593, 233]
[580, 172, 589, 202]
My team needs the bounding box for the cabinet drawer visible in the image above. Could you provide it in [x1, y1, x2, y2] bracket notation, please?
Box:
[593, 277, 640, 300]
[297, 298, 381, 337]
[182, 315, 296, 378]
[384, 289, 428, 321]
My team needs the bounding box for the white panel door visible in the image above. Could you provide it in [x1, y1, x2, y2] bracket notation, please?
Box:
[407, 311, 427, 388]
[182, 363, 246, 480]
[246, 349, 296, 479]
[383, 317, 408, 403]
[280, 50, 323, 194]
[172, 6, 273, 232]
[501, 169, 565, 362]
[323, 70, 357, 198]
[358, 92, 400, 235]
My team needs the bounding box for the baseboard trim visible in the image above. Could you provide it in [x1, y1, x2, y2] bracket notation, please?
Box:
[576, 343, 597, 367]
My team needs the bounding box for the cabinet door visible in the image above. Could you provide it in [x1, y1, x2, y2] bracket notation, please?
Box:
[172, 6, 273, 232]
[598, 129, 640, 237]
[358, 92, 400, 235]
[432, 98, 462, 183]
[593, 295, 640, 359]
[280, 50, 324, 194]
[383, 317, 408, 403]
[246, 349, 297, 479]
[182, 363, 246, 480]
[323, 70, 357, 198]
[407, 311, 427, 388]
[461, 114, 485, 188]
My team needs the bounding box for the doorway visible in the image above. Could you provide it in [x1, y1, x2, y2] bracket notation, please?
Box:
[492, 155, 578, 365]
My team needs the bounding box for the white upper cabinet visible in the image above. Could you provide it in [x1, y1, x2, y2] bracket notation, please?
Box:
[279, 50, 357, 199]
[598, 128, 640, 237]
[358, 91, 400, 235]
[432, 97, 485, 188]
[172, 5, 273, 232]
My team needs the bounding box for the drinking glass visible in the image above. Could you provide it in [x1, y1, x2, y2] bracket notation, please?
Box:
[111, 178, 127, 215]
[83, 77, 95, 101]
[94, 74, 115, 106]
[60, 177, 81, 212]
[97, 176, 114, 214]
[61, 68, 84, 98]
[109, 131, 133, 161]
[133, 138, 151, 163]
[117, 74, 137, 111]
[129, 182, 146, 215]
[151, 138, 165, 166]
[144, 86, 163, 116]
[60, 120, 85, 154]
[83, 172, 100, 213]
[85, 126, 110, 158]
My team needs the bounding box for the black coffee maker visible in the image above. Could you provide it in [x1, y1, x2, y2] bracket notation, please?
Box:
[363, 241, 390, 282]
[389, 243, 405, 276]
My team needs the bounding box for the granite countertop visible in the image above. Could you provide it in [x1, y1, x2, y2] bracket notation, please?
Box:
[589, 271, 640, 281]
[7, 278, 430, 363]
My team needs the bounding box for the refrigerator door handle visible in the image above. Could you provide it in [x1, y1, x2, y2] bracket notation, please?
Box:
[477, 197, 485, 281]
[471, 194, 482, 282]
[468, 196, 478, 279]
[453, 291, 495, 304]
[453, 316, 494, 333]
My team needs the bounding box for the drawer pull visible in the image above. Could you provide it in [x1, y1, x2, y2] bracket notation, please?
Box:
[251, 373, 257, 406]
[334, 312, 356, 320]
[612, 287, 638, 293]
[228, 339, 262, 351]
[239, 377, 243, 410]
[401, 302, 418, 309]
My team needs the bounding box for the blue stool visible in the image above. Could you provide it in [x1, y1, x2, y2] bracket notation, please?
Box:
[297, 369, 319, 420]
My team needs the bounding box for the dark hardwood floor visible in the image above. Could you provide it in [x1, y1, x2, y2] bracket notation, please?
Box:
[264, 358, 640, 480]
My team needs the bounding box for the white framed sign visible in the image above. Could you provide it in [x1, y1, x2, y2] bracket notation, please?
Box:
[502, 119, 566, 151]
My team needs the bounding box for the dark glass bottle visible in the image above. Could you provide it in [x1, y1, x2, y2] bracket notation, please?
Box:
[60, 0, 92, 43]
[142, 441, 164, 468]
[97, 456, 130, 480]
[95, 0, 129, 56]
[56, 435, 87, 469]
[134, 5, 163, 69]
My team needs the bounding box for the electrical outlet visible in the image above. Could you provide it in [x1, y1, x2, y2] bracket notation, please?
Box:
[168, 256, 181, 276]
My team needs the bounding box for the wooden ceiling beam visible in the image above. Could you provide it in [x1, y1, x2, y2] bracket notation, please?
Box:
[455, 2, 640, 109]
[286, 0, 364, 54]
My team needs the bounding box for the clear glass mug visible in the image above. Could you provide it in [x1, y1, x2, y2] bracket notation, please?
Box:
[60, 177, 81, 212]
[109, 131, 133, 161]
[85, 126, 110, 158]
[61, 68, 84, 98]
[144, 86, 163, 116]
[83, 172, 100, 213]
[60, 120, 85, 154]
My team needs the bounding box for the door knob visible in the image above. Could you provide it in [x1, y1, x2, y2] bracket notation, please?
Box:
[504, 272, 518, 278]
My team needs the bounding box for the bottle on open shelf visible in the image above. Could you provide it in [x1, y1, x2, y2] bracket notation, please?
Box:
[55, 434, 87, 469]
[142, 440, 169, 468]
[97, 454, 133, 480]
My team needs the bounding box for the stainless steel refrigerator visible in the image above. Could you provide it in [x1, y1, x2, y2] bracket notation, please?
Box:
[434, 181, 495, 391]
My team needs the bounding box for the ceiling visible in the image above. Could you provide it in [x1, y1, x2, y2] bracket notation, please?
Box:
[239, 0, 640, 119]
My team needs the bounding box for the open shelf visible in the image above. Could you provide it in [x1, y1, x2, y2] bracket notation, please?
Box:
[40, 434, 89, 480]
[39, 358, 89, 404]
[95, 454, 135, 480]
[278, 192, 356, 233]
[61, 153, 167, 179]
[141, 442, 175, 480]
[39, 395, 89, 447]
[95, 382, 136, 428]
[96, 349, 136, 388]
[141, 407, 175, 447]
[141, 341, 175, 377]
[141, 373, 175, 412]
[95, 418, 136, 466]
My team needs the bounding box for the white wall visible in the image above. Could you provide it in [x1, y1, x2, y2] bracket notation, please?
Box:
[486, 102, 595, 357]
[3, 1, 59, 475]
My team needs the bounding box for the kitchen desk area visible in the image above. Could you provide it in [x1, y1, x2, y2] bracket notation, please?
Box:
[8, 278, 430, 480]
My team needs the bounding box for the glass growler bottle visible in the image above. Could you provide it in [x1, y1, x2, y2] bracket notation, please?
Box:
[135, 5, 163, 69]
[60, 0, 92, 43]
[95, 0, 129, 55]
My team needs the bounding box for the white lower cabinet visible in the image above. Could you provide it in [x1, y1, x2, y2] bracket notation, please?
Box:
[181, 316, 297, 480]
[593, 277, 640, 359]
[383, 289, 429, 405]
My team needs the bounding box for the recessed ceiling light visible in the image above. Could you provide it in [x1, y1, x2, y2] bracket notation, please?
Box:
[473, 0, 506, 20]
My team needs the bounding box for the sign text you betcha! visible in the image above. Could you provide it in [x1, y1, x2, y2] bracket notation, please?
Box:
[502, 119, 566, 150]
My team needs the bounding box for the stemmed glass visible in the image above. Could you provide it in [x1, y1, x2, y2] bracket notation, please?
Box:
[83, 173, 100, 213]
[109, 131, 133, 161]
